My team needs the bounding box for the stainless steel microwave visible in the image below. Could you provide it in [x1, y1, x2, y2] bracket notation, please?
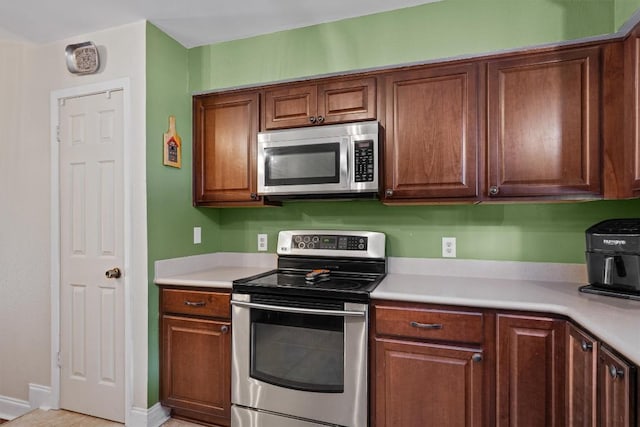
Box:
[257, 121, 380, 199]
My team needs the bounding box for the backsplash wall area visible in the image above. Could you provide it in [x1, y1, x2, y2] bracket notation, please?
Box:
[215, 199, 640, 263]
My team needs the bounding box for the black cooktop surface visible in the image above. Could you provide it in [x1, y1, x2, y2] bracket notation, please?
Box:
[233, 269, 385, 302]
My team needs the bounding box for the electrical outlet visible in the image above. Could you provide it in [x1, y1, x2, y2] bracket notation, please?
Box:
[193, 227, 202, 244]
[442, 237, 456, 258]
[258, 234, 268, 251]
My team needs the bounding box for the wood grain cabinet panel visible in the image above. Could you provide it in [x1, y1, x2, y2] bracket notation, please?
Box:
[382, 62, 480, 201]
[193, 91, 265, 206]
[160, 287, 232, 426]
[374, 338, 485, 427]
[625, 28, 640, 197]
[598, 346, 637, 427]
[496, 314, 566, 427]
[161, 315, 231, 426]
[566, 323, 598, 427]
[487, 47, 601, 199]
[262, 77, 376, 130]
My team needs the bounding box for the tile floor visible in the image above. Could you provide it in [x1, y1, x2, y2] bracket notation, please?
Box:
[1, 410, 202, 426]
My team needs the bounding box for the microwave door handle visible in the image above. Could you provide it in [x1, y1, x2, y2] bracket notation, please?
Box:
[603, 256, 614, 285]
[230, 300, 365, 317]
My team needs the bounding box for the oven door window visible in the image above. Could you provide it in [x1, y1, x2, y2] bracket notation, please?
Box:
[264, 142, 340, 186]
[250, 308, 344, 393]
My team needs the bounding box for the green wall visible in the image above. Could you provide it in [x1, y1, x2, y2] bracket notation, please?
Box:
[146, 23, 221, 404]
[146, 2, 640, 407]
[189, 0, 614, 92]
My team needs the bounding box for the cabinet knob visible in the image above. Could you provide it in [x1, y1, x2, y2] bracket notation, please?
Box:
[250, 192, 259, 200]
[309, 116, 317, 124]
[472, 353, 483, 363]
[581, 340, 593, 352]
[317, 115, 325, 124]
[221, 325, 229, 334]
[489, 186, 500, 196]
[609, 364, 624, 380]
[385, 188, 394, 197]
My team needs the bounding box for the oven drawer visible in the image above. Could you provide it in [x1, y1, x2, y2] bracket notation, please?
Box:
[162, 289, 230, 318]
[375, 304, 484, 344]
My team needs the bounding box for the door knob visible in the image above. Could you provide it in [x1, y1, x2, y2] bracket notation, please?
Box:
[105, 267, 122, 279]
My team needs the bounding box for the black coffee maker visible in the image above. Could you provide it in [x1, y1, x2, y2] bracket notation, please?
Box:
[580, 219, 640, 300]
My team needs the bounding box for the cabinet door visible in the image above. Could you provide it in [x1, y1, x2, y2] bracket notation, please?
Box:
[374, 338, 484, 427]
[566, 323, 598, 427]
[193, 92, 263, 206]
[263, 85, 318, 129]
[161, 315, 231, 425]
[625, 28, 640, 197]
[487, 47, 601, 198]
[496, 314, 565, 427]
[317, 77, 376, 125]
[598, 346, 636, 427]
[383, 62, 479, 201]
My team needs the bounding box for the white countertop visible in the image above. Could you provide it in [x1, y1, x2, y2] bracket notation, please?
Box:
[154, 253, 640, 365]
[372, 273, 640, 366]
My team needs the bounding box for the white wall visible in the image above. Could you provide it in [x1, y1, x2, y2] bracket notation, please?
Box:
[0, 20, 148, 417]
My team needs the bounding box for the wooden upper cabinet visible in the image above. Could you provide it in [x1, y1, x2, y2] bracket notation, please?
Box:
[262, 77, 376, 130]
[487, 47, 601, 199]
[382, 62, 480, 202]
[193, 91, 266, 206]
[625, 28, 640, 198]
[566, 323, 598, 427]
[496, 314, 566, 427]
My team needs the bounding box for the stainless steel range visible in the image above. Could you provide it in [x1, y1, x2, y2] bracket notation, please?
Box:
[231, 230, 386, 427]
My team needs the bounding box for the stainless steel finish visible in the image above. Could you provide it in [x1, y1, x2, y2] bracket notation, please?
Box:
[105, 267, 121, 279]
[581, 340, 593, 352]
[232, 406, 329, 427]
[184, 300, 206, 307]
[609, 364, 624, 380]
[231, 300, 366, 317]
[410, 321, 443, 330]
[603, 256, 614, 285]
[257, 120, 379, 196]
[489, 186, 500, 196]
[277, 229, 386, 259]
[231, 292, 368, 427]
[472, 353, 483, 362]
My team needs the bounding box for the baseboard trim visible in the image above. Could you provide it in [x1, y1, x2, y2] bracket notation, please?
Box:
[0, 395, 30, 421]
[28, 384, 53, 411]
[127, 402, 170, 427]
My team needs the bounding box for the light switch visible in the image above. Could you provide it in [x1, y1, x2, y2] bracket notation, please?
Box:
[194, 227, 202, 244]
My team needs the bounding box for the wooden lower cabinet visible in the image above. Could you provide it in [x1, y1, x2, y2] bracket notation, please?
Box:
[160, 288, 232, 426]
[374, 338, 485, 426]
[566, 323, 598, 426]
[496, 314, 566, 427]
[598, 346, 637, 427]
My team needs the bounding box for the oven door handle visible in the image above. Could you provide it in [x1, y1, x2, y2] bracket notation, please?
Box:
[230, 300, 366, 317]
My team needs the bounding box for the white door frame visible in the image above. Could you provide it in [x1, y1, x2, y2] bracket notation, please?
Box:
[50, 78, 133, 423]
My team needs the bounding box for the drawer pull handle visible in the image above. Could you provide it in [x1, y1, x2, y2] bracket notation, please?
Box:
[410, 321, 443, 330]
[184, 300, 206, 307]
[609, 364, 624, 380]
[581, 340, 593, 352]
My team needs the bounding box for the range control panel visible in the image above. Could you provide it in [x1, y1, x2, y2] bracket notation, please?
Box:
[292, 234, 368, 251]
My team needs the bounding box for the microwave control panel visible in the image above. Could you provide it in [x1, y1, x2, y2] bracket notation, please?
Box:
[354, 140, 374, 182]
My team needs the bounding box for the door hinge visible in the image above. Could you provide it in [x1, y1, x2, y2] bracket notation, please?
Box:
[56, 125, 61, 143]
[57, 351, 62, 368]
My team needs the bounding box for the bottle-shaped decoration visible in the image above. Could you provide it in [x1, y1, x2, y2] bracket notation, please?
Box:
[163, 115, 182, 168]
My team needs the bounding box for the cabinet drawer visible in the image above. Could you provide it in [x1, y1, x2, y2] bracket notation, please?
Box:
[375, 305, 484, 344]
[162, 289, 230, 318]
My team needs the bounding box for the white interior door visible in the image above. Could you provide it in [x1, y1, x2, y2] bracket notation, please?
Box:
[58, 90, 125, 422]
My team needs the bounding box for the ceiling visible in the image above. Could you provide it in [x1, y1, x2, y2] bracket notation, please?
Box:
[0, 0, 440, 48]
